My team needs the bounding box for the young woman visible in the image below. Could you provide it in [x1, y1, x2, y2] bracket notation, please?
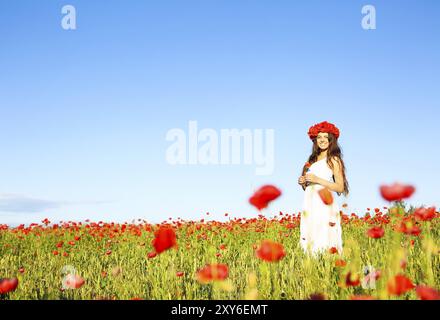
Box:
[298, 121, 349, 255]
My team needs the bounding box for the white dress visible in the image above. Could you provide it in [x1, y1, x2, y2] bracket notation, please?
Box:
[300, 157, 343, 255]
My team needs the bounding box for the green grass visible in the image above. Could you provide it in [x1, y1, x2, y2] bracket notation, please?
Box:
[0, 209, 439, 300]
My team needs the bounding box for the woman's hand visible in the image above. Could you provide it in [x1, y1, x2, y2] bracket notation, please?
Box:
[298, 176, 306, 185]
[305, 173, 320, 184]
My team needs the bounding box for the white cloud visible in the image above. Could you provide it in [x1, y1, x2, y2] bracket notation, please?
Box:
[0, 193, 112, 213]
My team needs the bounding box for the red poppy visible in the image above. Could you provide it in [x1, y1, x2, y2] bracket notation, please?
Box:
[308, 293, 326, 300]
[415, 286, 440, 300]
[255, 240, 286, 262]
[396, 220, 422, 236]
[176, 271, 185, 277]
[53, 250, 59, 256]
[413, 206, 436, 221]
[366, 226, 385, 239]
[345, 272, 361, 287]
[408, 225, 421, 236]
[387, 275, 415, 296]
[308, 121, 340, 139]
[329, 247, 338, 254]
[318, 188, 333, 205]
[147, 251, 157, 259]
[196, 264, 229, 283]
[350, 295, 376, 300]
[152, 227, 177, 254]
[335, 259, 346, 267]
[249, 185, 282, 210]
[63, 274, 85, 289]
[380, 183, 415, 202]
[0, 278, 18, 294]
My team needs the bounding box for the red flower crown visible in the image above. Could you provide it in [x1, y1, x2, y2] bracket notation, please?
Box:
[308, 121, 340, 140]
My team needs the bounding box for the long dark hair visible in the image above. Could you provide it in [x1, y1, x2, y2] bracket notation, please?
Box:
[301, 133, 349, 196]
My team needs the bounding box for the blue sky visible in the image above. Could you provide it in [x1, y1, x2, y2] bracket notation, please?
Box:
[0, 0, 439, 226]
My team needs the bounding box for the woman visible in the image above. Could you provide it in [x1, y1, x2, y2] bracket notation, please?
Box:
[298, 121, 349, 256]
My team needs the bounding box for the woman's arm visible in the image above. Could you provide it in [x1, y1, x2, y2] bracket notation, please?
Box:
[305, 157, 344, 193]
[298, 175, 306, 191]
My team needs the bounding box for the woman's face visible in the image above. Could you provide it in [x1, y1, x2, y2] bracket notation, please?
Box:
[316, 132, 329, 151]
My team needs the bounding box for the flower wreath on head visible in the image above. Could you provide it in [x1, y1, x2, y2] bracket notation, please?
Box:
[308, 121, 340, 140]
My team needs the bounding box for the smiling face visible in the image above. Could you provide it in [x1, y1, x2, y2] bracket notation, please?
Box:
[316, 132, 329, 151]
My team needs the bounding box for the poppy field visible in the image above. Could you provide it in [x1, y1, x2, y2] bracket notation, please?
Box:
[0, 183, 439, 300]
